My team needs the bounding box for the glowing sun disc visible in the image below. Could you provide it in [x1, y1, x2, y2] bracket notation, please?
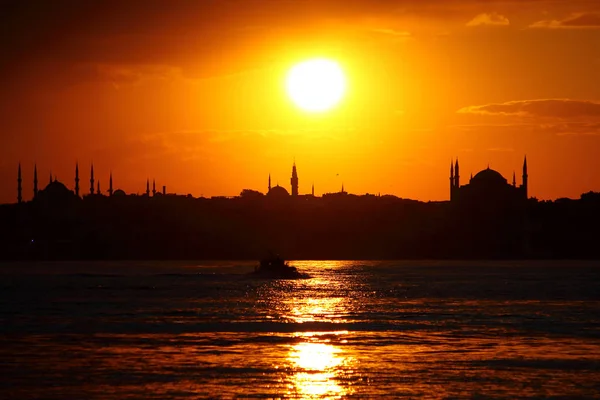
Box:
[286, 59, 346, 112]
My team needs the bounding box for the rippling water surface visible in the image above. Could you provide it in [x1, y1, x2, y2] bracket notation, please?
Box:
[1, 260, 599, 399]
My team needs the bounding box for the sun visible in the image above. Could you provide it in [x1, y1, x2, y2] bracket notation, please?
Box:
[286, 59, 346, 112]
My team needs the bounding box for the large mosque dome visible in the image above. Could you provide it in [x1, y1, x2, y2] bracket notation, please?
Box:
[450, 157, 528, 204]
[39, 180, 75, 199]
[35, 180, 78, 204]
[471, 168, 508, 185]
[267, 185, 290, 197]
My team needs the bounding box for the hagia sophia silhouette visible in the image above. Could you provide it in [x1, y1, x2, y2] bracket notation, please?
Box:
[13, 158, 529, 205]
[449, 157, 528, 206]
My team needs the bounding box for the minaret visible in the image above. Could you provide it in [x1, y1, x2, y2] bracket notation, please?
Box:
[17, 163, 22, 204]
[312, 183, 314, 196]
[97, 180, 100, 195]
[109, 172, 113, 196]
[341, 183, 345, 194]
[522, 155, 528, 199]
[512, 171, 516, 187]
[49, 171, 53, 184]
[75, 162, 80, 197]
[33, 164, 38, 198]
[454, 158, 460, 188]
[268, 173, 271, 192]
[450, 160, 454, 200]
[290, 162, 298, 196]
[90, 163, 95, 195]
[152, 179, 156, 196]
[146, 179, 150, 196]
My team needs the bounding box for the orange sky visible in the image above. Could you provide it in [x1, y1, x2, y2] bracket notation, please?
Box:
[1, 0, 600, 203]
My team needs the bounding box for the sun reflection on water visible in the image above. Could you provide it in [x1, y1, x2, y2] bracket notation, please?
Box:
[287, 333, 353, 399]
[270, 263, 360, 398]
[279, 264, 356, 324]
[287, 297, 347, 323]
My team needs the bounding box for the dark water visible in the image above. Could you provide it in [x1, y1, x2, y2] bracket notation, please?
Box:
[1, 260, 599, 399]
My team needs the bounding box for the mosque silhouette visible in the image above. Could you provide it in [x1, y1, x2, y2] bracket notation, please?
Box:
[5, 155, 600, 261]
[449, 157, 528, 207]
[14, 158, 529, 205]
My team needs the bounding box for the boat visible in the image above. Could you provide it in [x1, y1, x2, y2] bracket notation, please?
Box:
[251, 253, 309, 279]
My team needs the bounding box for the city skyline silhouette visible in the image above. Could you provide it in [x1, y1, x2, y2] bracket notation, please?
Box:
[6, 154, 597, 205]
[1, 2, 599, 204]
[1, 3, 600, 400]
[2, 154, 600, 261]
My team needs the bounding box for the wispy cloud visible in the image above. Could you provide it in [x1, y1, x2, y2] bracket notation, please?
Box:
[450, 122, 600, 136]
[540, 122, 600, 136]
[466, 12, 510, 27]
[529, 12, 600, 29]
[458, 99, 600, 119]
[93, 64, 181, 87]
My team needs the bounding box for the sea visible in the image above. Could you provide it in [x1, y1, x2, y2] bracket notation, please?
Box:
[0, 260, 599, 399]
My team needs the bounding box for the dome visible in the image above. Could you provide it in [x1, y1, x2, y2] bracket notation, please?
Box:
[36, 180, 77, 203]
[113, 189, 126, 196]
[471, 168, 507, 185]
[42, 180, 72, 195]
[267, 185, 289, 197]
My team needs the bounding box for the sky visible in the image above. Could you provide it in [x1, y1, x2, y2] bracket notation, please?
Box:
[1, 0, 599, 203]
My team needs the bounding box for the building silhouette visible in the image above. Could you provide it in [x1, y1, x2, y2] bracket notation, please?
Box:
[17, 163, 22, 204]
[13, 157, 532, 205]
[74, 162, 80, 197]
[291, 161, 299, 196]
[267, 161, 300, 198]
[450, 157, 528, 206]
[5, 155, 600, 261]
[89, 163, 95, 195]
[33, 164, 38, 198]
[12, 160, 184, 205]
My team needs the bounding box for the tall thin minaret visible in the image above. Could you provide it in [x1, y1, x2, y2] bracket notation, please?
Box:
[152, 179, 156, 196]
[341, 183, 345, 194]
[291, 162, 298, 196]
[75, 162, 80, 197]
[454, 158, 460, 188]
[97, 180, 100, 195]
[17, 163, 22, 204]
[312, 182, 314, 196]
[90, 163, 95, 195]
[109, 172, 113, 196]
[522, 155, 528, 199]
[450, 160, 454, 200]
[49, 171, 53, 184]
[33, 164, 38, 198]
[268, 173, 271, 191]
[512, 171, 516, 187]
[146, 179, 150, 196]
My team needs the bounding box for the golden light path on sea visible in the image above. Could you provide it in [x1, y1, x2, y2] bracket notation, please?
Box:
[277, 265, 357, 398]
[288, 337, 348, 398]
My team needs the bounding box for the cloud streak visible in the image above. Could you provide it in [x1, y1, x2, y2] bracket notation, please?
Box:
[466, 13, 510, 27]
[539, 122, 600, 136]
[458, 99, 600, 119]
[2, 1, 596, 83]
[450, 122, 600, 136]
[529, 13, 600, 29]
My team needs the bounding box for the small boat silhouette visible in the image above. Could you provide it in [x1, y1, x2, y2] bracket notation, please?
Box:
[251, 253, 309, 279]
